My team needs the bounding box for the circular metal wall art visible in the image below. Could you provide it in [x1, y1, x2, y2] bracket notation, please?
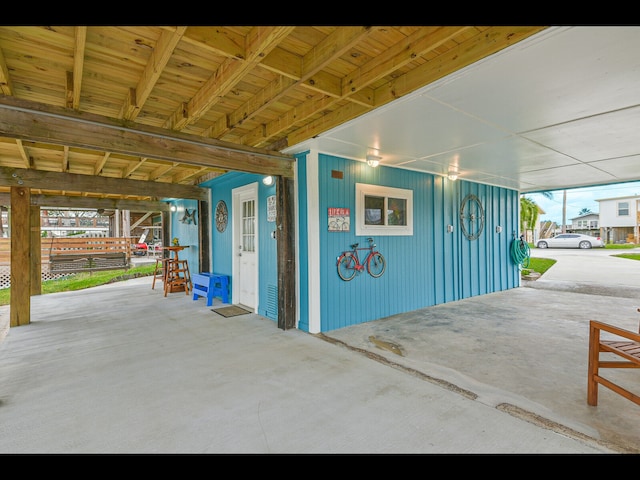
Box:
[459, 194, 484, 240]
[215, 200, 228, 232]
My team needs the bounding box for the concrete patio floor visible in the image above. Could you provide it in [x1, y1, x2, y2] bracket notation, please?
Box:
[0, 251, 639, 454]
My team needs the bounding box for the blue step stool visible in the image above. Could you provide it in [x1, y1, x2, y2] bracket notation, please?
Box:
[192, 273, 229, 306]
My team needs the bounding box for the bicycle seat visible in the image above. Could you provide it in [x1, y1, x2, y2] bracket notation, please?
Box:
[350, 243, 359, 249]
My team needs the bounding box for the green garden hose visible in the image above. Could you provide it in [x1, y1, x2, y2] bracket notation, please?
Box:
[510, 235, 531, 270]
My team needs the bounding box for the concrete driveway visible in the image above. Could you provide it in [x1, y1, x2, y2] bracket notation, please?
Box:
[324, 246, 640, 453]
[526, 245, 640, 297]
[0, 248, 639, 454]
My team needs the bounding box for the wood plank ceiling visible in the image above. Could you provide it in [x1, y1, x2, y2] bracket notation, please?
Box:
[0, 26, 546, 206]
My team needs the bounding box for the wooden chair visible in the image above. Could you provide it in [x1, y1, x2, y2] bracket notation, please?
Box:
[587, 311, 640, 407]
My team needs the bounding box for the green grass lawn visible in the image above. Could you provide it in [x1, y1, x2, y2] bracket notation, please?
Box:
[526, 257, 556, 275]
[0, 264, 156, 306]
[612, 253, 640, 261]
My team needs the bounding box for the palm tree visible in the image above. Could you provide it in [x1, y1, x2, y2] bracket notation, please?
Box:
[579, 207, 593, 215]
[520, 190, 554, 240]
[520, 196, 541, 241]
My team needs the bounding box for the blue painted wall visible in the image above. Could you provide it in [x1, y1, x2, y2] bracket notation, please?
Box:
[167, 198, 200, 274]
[199, 172, 279, 321]
[301, 153, 520, 332]
[191, 151, 520, 333]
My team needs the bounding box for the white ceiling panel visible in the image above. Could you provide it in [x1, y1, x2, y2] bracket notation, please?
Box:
[524, 107, 640, 162]
[285, 26, 640, 194]
[586, 155, 640, 179]
[324, 94, 509, 160]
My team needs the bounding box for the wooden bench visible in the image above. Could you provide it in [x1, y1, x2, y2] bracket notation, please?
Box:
[49, 252, 129, 274]
[46, 236, 132, 275]
[588, 317, 640, 407]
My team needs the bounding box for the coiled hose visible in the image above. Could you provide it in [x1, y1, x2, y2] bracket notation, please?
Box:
[510, 235, 531, 270]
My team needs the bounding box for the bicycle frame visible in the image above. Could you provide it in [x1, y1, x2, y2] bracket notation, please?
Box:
[336, 237, 386, 281]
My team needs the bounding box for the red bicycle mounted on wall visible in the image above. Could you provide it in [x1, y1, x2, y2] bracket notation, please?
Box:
[336, 237, 386, 281]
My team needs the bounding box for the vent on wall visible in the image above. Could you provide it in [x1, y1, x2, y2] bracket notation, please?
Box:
[266, 284, 278, 319]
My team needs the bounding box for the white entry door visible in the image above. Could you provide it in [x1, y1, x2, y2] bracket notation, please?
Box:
[232, 183, 258, 310]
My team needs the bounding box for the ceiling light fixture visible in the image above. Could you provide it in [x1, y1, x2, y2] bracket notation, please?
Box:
[366, 154, 381, 168]
[447, 166, 459, 181]
[262, 175, 274, 186]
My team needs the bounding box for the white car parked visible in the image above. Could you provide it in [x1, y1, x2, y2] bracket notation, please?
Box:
[536, 233, 605, 249]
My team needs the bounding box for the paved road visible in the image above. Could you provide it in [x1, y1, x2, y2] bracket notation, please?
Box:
[528, 246, 640, 294]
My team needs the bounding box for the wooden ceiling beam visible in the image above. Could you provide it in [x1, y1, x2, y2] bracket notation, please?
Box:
[149, 163, 179, 181]
[182, 27, 245, 59]
[0, 45, 13, 95]
[71, 26, 87, 110]
[284, 26, 547, 147]
[340, 26, 471, 96]
[222, 27, 369, 140]
[15, 139, 31, 168]
[0, 167, 209, 201]
[94, 151, 111, 175]
[0, 192, 173, 212]
[121, 26, 187, 121]
[62, 145, 69, 172]
[246, 28, 475, 148]
[0, 96, 295, 178]
[122, 157, 148, 178]
[164, 26, 294, 131]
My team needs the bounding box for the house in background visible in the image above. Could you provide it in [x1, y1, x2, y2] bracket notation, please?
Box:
[596, 195, 640, 244]
[538, 220, 560, 240]
[567, 213, 600, 238]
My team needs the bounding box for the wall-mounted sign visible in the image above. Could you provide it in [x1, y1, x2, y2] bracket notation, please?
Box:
[267, 195, 276, 222]
[328, 207, 350, 232]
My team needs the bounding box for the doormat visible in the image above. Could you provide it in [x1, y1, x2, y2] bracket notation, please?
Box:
[211, 305, 252, 318]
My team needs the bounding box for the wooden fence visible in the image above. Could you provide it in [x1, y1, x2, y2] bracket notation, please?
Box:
[0, 237, 135, 287]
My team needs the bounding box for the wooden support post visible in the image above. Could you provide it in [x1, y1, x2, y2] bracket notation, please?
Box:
[198, 198, 210, 273]
[10, 186, 31, 327]
[276, 175, 296, 330]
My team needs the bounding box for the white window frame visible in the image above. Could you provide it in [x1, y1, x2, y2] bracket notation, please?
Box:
[355, 183, 413, 236]
[618, 201, 630, 216]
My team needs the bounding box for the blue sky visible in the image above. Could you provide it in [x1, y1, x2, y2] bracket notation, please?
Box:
[523, 181, 640, 226]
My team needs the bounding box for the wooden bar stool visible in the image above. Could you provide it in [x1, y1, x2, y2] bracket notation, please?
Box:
[164, 258, 192, 296]
[151, 257, 171, 290]
[161, 245, 192, 296]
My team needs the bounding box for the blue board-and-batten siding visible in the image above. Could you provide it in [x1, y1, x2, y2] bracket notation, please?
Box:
[200, 172, 279, 321]
[303, 153, 519, 333]
[296, 152, 311, 332]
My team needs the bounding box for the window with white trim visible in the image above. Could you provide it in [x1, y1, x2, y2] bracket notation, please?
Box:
[617, 202, 629, 216]
[355, 183, 413, 236]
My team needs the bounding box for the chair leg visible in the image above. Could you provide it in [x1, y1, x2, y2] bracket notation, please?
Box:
[164, 259, 176, 297]
[182, 261, 191, 295]
[151, 258, 165, 290]
[587, 322, 600, 406]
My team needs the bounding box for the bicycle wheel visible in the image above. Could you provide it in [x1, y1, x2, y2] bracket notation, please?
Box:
[337, 253, 357, 281]
[367, 252, 386, 278]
